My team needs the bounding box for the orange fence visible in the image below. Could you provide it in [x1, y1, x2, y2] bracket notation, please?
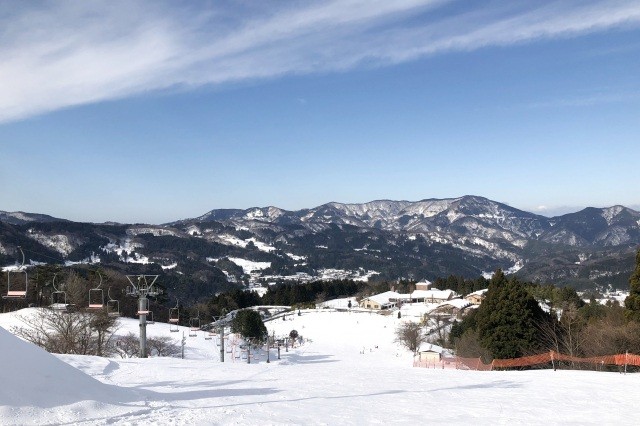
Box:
[413, 351, 640, 371]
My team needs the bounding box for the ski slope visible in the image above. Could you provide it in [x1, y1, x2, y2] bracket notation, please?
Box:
[1, 308, 639, 425]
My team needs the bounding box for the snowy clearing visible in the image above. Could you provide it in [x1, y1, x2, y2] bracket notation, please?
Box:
[0, 308, 639, 425]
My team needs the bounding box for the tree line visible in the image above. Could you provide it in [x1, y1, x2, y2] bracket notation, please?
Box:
[6, 248, 640, 367]
[446, 250, 640, 367]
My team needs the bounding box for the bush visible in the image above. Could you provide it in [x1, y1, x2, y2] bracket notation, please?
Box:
[115, 332, 181, 358]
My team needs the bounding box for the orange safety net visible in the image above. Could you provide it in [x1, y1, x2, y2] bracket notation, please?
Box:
[492, 352, 552, 369]
[414, 351, 640, 370]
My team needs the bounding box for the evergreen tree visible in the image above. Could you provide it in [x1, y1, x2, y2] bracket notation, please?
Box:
[624, 249, 640, 322]
[231, 309, 267, 342]
[474, 270, 552, 359]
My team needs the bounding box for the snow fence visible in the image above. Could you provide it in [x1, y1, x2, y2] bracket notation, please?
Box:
[413, 350, 640, 371]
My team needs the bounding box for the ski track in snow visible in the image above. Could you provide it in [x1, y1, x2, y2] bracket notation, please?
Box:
[1, 308, 639, 425]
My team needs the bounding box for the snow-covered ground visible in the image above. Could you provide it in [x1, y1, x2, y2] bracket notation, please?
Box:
[1, 308, 639, 425]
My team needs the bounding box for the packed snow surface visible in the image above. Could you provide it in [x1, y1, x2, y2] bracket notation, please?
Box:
[1, 308, 639, 425]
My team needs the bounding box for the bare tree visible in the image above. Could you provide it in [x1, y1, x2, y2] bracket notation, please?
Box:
[115, 333, 180, 358]
[147, 336, 181, 357]
[90, 309, 118, 356]
[64, 270, 90, 308]
[12, 308, 117, 356]
[423, 313, 451, 347]
[115, 333, 141, 358]
[395, 321, 426, 353]
[454, 329, 492, 362]
[537, 304, 584, 368]
[580, 308, 640, 358]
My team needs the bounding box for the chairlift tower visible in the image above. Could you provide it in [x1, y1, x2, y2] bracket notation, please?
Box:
[126, 274, 161, 358]
[212, 314, 228, 362]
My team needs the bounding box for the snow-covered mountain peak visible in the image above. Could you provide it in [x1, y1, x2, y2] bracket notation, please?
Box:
[243, 207, 286, 221]
[326, 200, 413, 220]
[0, 210, 67, 225]
[601, 205, 626, 225]
[397, 198, 457, 218]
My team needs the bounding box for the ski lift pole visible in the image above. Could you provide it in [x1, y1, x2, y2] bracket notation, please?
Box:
[266, 332, 270, 364]
[126, 274, 160, 360]
[139, 294, 147, 358]
[220, 327, 225, 362]
[182, 331, 186, 359]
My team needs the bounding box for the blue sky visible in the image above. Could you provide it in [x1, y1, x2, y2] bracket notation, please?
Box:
[1, 0, 639, 224]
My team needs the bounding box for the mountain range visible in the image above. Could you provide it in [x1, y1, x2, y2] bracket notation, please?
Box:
[2, 195, 639, 300]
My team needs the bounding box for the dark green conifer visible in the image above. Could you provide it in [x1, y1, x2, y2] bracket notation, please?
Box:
[624, 249, 640, 322]
[475, 269, 551, 359]
[231, 309, 267, 342]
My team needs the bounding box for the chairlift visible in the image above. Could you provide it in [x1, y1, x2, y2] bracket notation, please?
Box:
[3, 247, 28, 299]
[107, 287, 120, 317]
[87, 271, 105, 309]
[147, 310, 155, 324]
[169, 299, 179, 332]
[50, 273, 67, 310]
[189, 310, 200, 337]
[204, 329, 212, 340]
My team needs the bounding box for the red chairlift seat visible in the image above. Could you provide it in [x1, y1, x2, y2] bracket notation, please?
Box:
[5, 290, 27, 298]
[87, 290, 105, 309]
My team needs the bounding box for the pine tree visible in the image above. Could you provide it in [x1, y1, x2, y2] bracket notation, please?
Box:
[624, 249, 640, 322]
[475, 270, 551, 360]
[231, 309, 267, 342]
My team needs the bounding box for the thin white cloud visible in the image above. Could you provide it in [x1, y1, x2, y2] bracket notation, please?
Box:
[527, 90, 640, 108]
[1, 0, 639, 123]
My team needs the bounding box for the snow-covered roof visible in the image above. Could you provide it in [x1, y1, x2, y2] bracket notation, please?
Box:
[465, 288, 488, 298]
[417, 342, 445, 354]
[362, 291, 399, 305]
[427, 299, 472, 313]
[316, 297, 358, 309]
[392, 290, 455, 300]
[411, 289, 455, 299]
[364, 289, 456, 305]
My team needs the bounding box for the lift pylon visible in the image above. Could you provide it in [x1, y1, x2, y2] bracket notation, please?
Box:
[126, 274, 161, 358]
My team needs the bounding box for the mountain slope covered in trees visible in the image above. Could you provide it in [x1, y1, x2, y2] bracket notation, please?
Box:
[1, 196, 639, 299]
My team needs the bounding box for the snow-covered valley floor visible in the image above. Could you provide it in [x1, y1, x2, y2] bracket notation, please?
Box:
[1, 308, 639, 425]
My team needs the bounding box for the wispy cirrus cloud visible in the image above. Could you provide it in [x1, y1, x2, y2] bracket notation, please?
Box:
[1, 0, 639, 124]
[527, 90, 640, 108]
